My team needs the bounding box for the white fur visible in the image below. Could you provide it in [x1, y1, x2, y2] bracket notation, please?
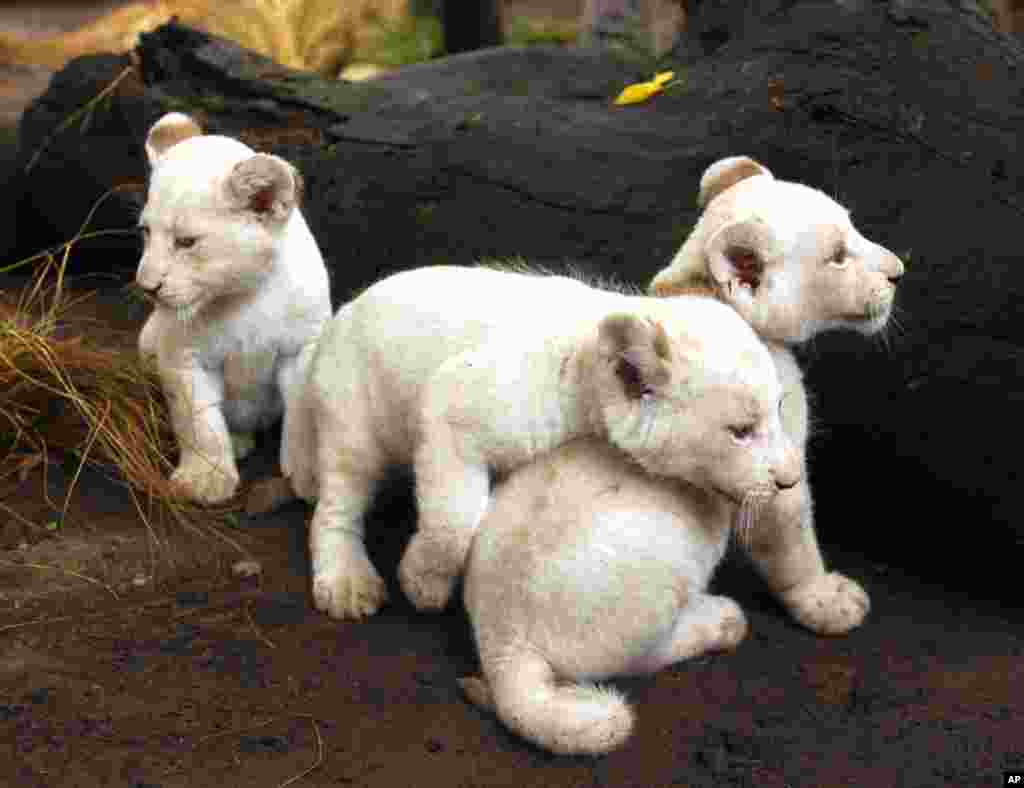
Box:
[649, 157, 901, 635]
[459, 157, 892, 754]
[290, 265, 801, 619]
[137, 113, 331, 503]
[461, 439, 750, 755]
[652, 155, 904, 344]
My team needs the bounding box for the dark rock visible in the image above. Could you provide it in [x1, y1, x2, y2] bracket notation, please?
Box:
[250, 591, 307, 627]
[23, 687, 51, 705]
[12, 53, 149, 283]
[7, 9, 1023, 593]
[238, 734, 290, 755]
[174, 590, 209, 607]
[425, 737, 444, 753]
[159, 623, 200, 655]
[0, 704, 24, 720]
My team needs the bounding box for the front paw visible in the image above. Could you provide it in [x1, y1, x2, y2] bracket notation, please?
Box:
[781, 572, 870, 635]
[170, 456, 239, 504]
[397, 533, 459, 612]
[312, 547, 388, 620]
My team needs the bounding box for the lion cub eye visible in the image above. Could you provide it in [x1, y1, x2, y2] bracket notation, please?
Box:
[828, 246, 848, 268]
[728, 424, 756, 444]
[174, 235, 199, 250]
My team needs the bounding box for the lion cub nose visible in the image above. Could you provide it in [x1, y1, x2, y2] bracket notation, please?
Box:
[773, 449, 802, 491]
[884, 252, 905, 284]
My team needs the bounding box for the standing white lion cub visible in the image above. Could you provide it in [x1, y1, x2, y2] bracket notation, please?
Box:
[287, 265, 801, 620]
[457, 156, 902, 755]
[137, 112, 331, 504]
[650, 156, 903, 634]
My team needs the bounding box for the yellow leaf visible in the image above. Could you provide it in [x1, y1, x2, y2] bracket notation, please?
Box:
[613, 71, 675, 106]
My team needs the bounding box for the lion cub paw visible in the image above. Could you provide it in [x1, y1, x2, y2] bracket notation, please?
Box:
[312, 553, 388, 620]
[781, 572, 870, 635]
[458, 676, 496, 711]
[705, 597, 749, 652]
[170, 457, 239, 504]
[397, 534, 460, 612]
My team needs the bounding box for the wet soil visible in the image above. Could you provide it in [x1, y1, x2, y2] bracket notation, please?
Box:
[0, 285, 1021, 788]
[0, 4, 1022, 787]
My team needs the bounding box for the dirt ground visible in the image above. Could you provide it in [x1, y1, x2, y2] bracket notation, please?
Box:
[0, 277, 1020, 788]
[1, 323, 1021, 788]
[1, 3, 1022, 788]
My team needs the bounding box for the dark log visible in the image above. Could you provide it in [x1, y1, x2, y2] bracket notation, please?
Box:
[6, 4, 1023, 593]
[440, 0, 503, 53]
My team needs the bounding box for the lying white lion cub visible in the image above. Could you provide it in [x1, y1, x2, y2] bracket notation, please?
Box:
[461, 437, 747, 755]
[287, 265, 801, 619]
[650, 156, 903, 635]
[137, 113, 331, 503]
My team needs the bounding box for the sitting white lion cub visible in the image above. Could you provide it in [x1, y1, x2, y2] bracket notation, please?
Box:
[137, 112, 331, 503]
[288, 265, 801, 619]
[461, 437, 748, 755]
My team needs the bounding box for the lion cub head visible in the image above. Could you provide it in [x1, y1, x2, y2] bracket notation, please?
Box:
[590, 300, 802, 507]
[136, 112, 304, 323]
[650, 156, 904, 344]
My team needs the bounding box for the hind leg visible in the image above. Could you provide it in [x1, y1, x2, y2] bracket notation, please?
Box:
[640, 594, 748, 672]
[308, 406, 388, 620]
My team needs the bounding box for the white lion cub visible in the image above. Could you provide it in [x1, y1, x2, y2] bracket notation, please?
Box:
[461, 437, 747, 755]
[457, 157, 901, 754]
[137, 113, 331, 504]
[290, 265, 801, 619]
[650, 156, 903, 635]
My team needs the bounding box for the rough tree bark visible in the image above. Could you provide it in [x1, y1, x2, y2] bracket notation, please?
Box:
[7, 1, 1023, 591]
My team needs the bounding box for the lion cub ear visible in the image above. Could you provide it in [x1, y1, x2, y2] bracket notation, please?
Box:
[224, 154, 302, 223]
[704, 217, 781, 312]
[697, 156, 773, 208]
[597, 314, 673, 400]
[145, 113, 203, 165]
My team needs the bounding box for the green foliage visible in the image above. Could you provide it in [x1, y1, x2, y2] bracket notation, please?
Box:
[364, 13, 444, 66]
[361, 13, 578, 68]
[505, 17, 578, 47]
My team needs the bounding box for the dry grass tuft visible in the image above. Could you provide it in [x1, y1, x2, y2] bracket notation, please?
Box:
[0, 0, 411, 77]
[0, 252, 248, 560]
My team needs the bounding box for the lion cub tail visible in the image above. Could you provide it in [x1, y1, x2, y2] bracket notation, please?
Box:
[460, 654, 634, 756]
